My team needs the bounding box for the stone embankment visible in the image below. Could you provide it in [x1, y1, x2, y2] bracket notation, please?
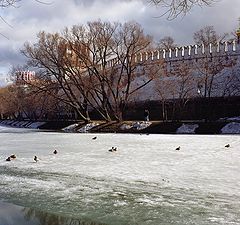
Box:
[1, 118, 240, 134]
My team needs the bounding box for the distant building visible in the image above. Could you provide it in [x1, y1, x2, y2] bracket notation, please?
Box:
[15, 71, 35, 85]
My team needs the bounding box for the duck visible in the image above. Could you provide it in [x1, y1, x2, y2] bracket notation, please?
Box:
[10, 154, 16, 159]
[175, 146, 180, 151]
[6, 157, 11, 161]
[34, 156, 38, 162]
[108, 147, 114, 152]
[92, 136, 97, 140]
[53, 150, 58, 154]
[109, 147, 117, 152]
[225, 144, 230, 148]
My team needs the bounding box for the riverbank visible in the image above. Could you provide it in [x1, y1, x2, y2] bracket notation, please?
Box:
[1, 118, 240, 134]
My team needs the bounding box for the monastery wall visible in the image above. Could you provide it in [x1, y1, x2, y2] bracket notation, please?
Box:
[128, 41, 240, 102]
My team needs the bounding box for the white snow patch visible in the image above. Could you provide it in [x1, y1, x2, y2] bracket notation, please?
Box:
[133, 121, 152, 130]
[120, 121, 152, 130]
[176, 124, 199, 134]
[221, 122, 240, 134]
[120, 124, 132, 130]
[62, 123, 79, 132]
[78, 123, 99, 133]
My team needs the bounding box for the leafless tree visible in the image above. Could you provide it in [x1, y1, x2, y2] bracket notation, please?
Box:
[193, 25, 228, 45]
[63, 21, 156, 121]
[220, 68, 240, 97]
[154, 60, 195, 120]
[21, 31, 92, 122]
[193, 26, 237, 98]
[158, 36, 177, 49]
[22, 21, 155, 122]
[0, 0, 50, 8]
[194, 55, 237, 99]
[150, 0, 216, 19]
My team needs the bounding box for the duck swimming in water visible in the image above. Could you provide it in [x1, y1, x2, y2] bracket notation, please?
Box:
[10, 154, 16, 159]
[225, 144, 230, 148]
[175, 146, 180, 151]
[53, 150, 58, 154]
[6, 157, 11, 161]
[109, 147, 117, 152]
[34, 156, 38, 162]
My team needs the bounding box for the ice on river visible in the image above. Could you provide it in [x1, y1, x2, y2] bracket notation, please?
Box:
[0, 126, 240, 225]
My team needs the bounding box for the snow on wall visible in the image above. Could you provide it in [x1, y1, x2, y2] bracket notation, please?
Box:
[221, 122, 240, 134]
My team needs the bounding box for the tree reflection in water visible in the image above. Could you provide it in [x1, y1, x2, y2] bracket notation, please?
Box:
[22, 207, 106, 225]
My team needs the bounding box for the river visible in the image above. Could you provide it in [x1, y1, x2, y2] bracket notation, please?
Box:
[0, 126, 240, 225]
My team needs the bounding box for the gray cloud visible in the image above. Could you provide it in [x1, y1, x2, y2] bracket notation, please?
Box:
[0, 0, 239, 77]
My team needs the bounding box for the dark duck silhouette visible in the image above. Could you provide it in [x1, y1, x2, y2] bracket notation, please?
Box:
[92, 136, 97, 140]
[175, 146, 180, 151]
[109, 147, 117, 152]
[10, 154, 16, 159]
[225, 144, 230, 148]
[6, 157, 11, 161]
[53, 150, 58, 154]
[34, 156, 38, 162]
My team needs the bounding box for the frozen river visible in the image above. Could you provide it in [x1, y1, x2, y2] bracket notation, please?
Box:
[0, 126, 240, 225]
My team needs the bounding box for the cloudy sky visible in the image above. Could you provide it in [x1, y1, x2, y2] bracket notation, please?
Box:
[0, 0, 239, 84]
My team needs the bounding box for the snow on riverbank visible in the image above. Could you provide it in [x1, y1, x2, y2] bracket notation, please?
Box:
[176, 122, 240, 134]
[120, 121, 152, 131]
[0, 118, 240, 134]
[77, 122, 99, 132]
[61, 123, 79, 132]
[0, 120, 46, 129]
[221, 122, 240, 134]
[176, 124, 199, 134]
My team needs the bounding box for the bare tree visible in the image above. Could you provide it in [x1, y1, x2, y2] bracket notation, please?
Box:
[0, 85, 17, 119]
[193, 26, 237, 99]
[22, 21, 156, 122]
[0, 0, 50, 8]
[158, 36, 177, 49]
[154, 61, 195, 120]
[193, 25, 228, 45]
[220, 68, 240, 97]
[63, 21, 156, 121]
[195, 56, 238, 99]
[150, 0, 216, 19]
[21, 31, 91, 122]
[0, 0, 52, 39]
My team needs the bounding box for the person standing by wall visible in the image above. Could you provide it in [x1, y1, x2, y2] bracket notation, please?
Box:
[144, 109, 149, 121]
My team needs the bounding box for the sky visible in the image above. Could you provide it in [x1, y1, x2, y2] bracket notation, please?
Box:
[0, 0, 239, 85]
